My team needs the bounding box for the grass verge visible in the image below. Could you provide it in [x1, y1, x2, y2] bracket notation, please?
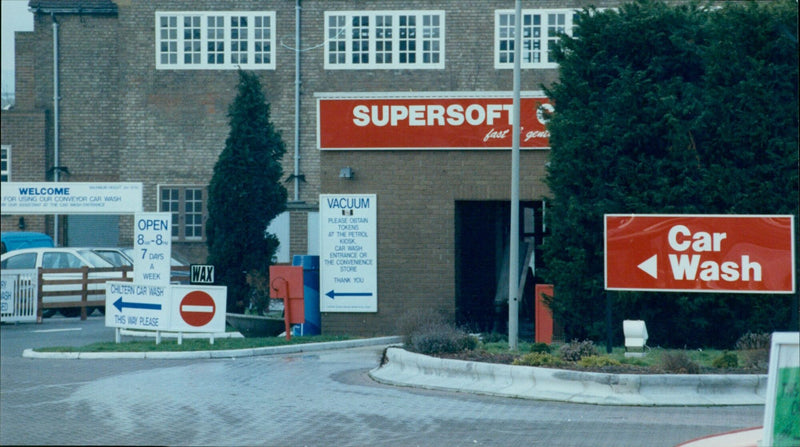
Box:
[36, 334, 354, 353]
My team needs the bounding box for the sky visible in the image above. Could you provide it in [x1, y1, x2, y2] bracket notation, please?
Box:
[2, 0, 35, 100]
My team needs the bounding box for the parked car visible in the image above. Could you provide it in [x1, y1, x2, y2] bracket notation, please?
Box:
[90, 247, 134, 268]
[0, 247, 127, 317]
[1, 232, 54, 255]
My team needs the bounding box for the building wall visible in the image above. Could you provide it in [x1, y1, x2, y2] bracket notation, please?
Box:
[5, 0, 624, 335]
[0, 110, 48, 233]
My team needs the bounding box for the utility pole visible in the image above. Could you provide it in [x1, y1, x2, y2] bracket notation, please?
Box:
[508, 0, 522, 351]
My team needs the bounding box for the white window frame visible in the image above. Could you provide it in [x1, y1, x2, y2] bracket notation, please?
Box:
[156, 11, 276, 70]
[158, 185, 207, 242]
[1, 145, 10, 182]
[495, 9, 578, 69]
[324, 10, 445, 70]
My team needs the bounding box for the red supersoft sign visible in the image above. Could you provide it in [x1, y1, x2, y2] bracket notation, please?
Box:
[605, 215, 795, 293]
[317, 92, 551, 150]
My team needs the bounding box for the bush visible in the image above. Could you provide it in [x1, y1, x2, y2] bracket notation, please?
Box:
[735, 332, 771, 369]
[735, 332, 771, 351]
[398, 309, 477, 355]
[409, 327, 478, 355]
[559, 339, 599, 362]
[660, 351, 700, 374]
[530, 342, 551, 354]
[712, 351, 739, 369]
[397, 309, 447, 346]
[513, 352, 564, 367]
[481, 332, 508, 343]
[578, 355, 622, 368]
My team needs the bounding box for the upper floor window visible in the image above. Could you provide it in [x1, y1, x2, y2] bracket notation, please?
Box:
[156, 11, 276, 70]
[1, 145, 9, 182]
[495, 9, 578, 69]
[324, 11, 445, 70]
[159, 185, 207, 241]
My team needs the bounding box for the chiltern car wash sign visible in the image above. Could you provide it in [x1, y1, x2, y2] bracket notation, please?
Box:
[316, 91, 551, 150]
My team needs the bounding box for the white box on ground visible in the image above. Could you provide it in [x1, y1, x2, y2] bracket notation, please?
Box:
[169, 285, 227, 333]
[105, 281, 170, 331]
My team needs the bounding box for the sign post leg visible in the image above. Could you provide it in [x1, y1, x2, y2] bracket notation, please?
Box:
[605, 292, 613, 354]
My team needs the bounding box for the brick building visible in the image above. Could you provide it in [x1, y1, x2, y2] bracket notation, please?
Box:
[1, 0, 618, 335]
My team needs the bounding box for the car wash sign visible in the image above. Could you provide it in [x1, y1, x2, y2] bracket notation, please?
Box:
[320, 194, 377, 312]
[316, 91, 551, 150]
[1, 182, 143, 214]
[605, 215, 795, 293]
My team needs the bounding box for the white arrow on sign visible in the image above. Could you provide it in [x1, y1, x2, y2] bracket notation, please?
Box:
[637, 254, 658, 279]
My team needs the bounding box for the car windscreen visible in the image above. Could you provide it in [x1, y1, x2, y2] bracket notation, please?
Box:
[76, 250, 114, 267]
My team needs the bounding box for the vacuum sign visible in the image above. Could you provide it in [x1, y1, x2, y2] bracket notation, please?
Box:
[316, 92, 551, 150]
[605, 215, 795, 293]
[320, 194, 377, 312]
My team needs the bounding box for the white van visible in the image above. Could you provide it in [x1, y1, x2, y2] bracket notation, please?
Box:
[1, 247, 128, 317]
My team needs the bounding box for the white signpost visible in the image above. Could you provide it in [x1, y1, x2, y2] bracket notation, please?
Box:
[105, 281, 171, 332]
[133, 212, 172, 285]
[761, 332, 800, 447]
[169, 285, 227, 333]
[0, 182, 143, 214]
[320, 194, 377, 312]
[1, 276, 15, 314]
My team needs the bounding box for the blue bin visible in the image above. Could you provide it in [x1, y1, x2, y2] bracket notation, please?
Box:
[291, 255, 321, 336]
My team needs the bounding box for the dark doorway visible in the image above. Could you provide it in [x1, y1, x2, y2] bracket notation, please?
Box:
[454, 200, 546, 336]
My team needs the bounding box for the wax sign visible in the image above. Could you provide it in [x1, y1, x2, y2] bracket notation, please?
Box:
[320, 194, 377, 312]
[605, 215, 795, 293]
[317, 92, 551, 150]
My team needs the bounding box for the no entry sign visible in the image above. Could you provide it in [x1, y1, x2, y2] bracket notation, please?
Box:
[605, 215, 795, 293]
[169, 285, 227, 332]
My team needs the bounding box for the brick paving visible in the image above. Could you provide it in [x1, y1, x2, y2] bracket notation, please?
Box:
[1, 341, 763, 447]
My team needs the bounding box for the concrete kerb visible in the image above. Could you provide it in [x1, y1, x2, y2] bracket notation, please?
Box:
[21, 336, 402, 360]
[368, 346, 767, 407]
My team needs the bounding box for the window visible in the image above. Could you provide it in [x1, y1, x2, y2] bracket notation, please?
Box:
[1, 145, 9, 182]
[156, 11, 275, 70]
[159, 186, 207, 241]
[1, 253, 36, 270]
[495, 9, 578, 69]
[324, 11, 445, 69]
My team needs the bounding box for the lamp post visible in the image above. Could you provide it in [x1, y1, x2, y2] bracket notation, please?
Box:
[508, 0, 522, 351]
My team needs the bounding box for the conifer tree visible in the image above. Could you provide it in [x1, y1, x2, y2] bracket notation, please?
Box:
[541, 0, 798, 347]
[207, 70, 287, 313]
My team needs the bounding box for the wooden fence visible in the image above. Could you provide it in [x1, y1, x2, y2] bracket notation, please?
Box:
[36, 266, 191, 322]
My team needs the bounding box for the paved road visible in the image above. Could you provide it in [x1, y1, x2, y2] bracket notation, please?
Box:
[1, 318, 763, 446]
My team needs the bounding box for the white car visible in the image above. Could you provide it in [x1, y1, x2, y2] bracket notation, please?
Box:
[1, 247, 126, 317]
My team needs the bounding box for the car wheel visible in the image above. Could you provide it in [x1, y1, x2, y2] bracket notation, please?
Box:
[91, 306, 105, 316]
[42, 309, 57, 318]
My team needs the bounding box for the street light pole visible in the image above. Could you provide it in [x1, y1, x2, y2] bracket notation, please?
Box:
[509, 0, 522, 351]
